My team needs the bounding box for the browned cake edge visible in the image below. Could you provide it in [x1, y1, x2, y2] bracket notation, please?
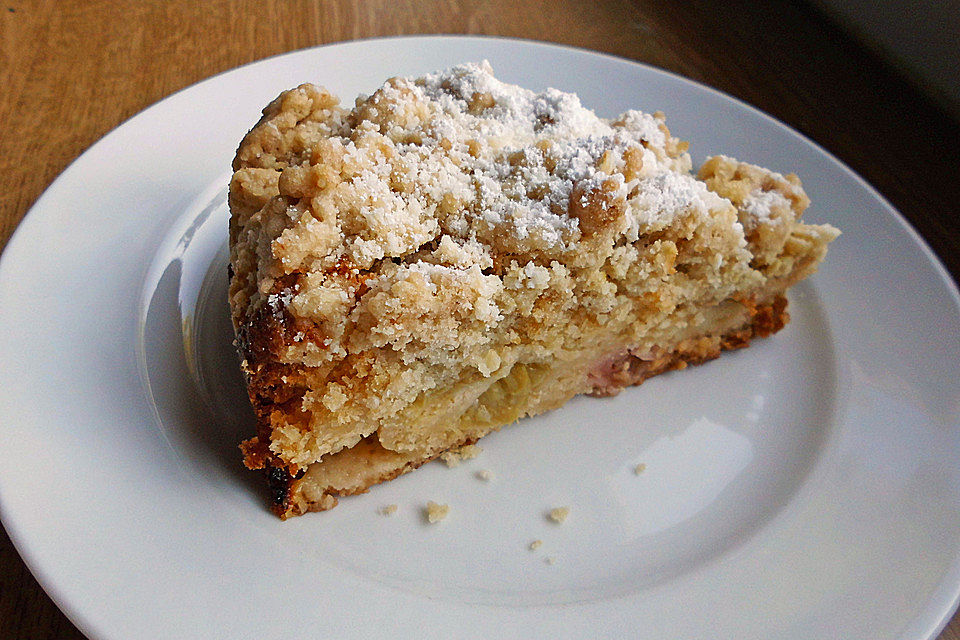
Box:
[245, 294, 787, 519]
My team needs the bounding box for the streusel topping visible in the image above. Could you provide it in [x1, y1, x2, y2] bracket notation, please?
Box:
[232, 62, 721, 360]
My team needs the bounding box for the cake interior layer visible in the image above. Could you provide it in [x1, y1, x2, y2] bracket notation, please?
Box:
[270, 294, 787, 518]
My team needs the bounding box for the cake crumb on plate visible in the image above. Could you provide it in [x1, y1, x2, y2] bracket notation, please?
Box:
[379, 504, 398, 516]
[549, 507, 570, 523]
[440, 444, 483, 468]
[426, 501, 450, 523]
[476, 469, 494, 481]
[529, 539, 543, 551]
[634, 463, 647, 475]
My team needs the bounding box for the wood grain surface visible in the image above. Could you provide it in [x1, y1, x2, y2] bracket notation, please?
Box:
[1, 1, 958, 638]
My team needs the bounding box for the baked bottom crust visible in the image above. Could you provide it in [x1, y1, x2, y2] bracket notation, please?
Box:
[257, 295, 787, 519]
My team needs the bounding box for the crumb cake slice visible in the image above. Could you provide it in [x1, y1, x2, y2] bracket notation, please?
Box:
[228, 62, 839, 518]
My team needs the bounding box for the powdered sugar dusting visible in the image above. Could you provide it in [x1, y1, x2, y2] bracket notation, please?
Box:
[614, 110, 667, 148]
[625, 171, 726, 238]
[742, 188, 790, 224]
[418, 61, 613, 142]
[337, 61, 695, 256]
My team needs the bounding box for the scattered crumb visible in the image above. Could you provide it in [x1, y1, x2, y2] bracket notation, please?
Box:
[548, 507, 570, 523]
[440, 451, 461, 468]
[634, 462, 647, 475]
[459, 444, 482, 460]
[529, 539, 543, 551]
[476, 469, 494, 481]
[379, 504, 398, 516]
[440, 444, 483, 468]
[545, 556, 556, 565]
[425, 501, 450, 523]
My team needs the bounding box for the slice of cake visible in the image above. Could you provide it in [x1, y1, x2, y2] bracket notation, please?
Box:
[228, 62, 838, 518]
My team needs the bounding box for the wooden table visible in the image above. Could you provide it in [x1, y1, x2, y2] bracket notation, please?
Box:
[2, 1, 958, 638]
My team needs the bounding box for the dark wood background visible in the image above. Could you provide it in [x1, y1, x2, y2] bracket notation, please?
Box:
[1, 1, 958, 638]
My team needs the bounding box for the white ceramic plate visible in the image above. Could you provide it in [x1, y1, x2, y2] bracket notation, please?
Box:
[2, 36, 959, 640]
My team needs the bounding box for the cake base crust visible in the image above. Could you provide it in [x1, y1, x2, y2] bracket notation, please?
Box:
[253, 295, 787, 519]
